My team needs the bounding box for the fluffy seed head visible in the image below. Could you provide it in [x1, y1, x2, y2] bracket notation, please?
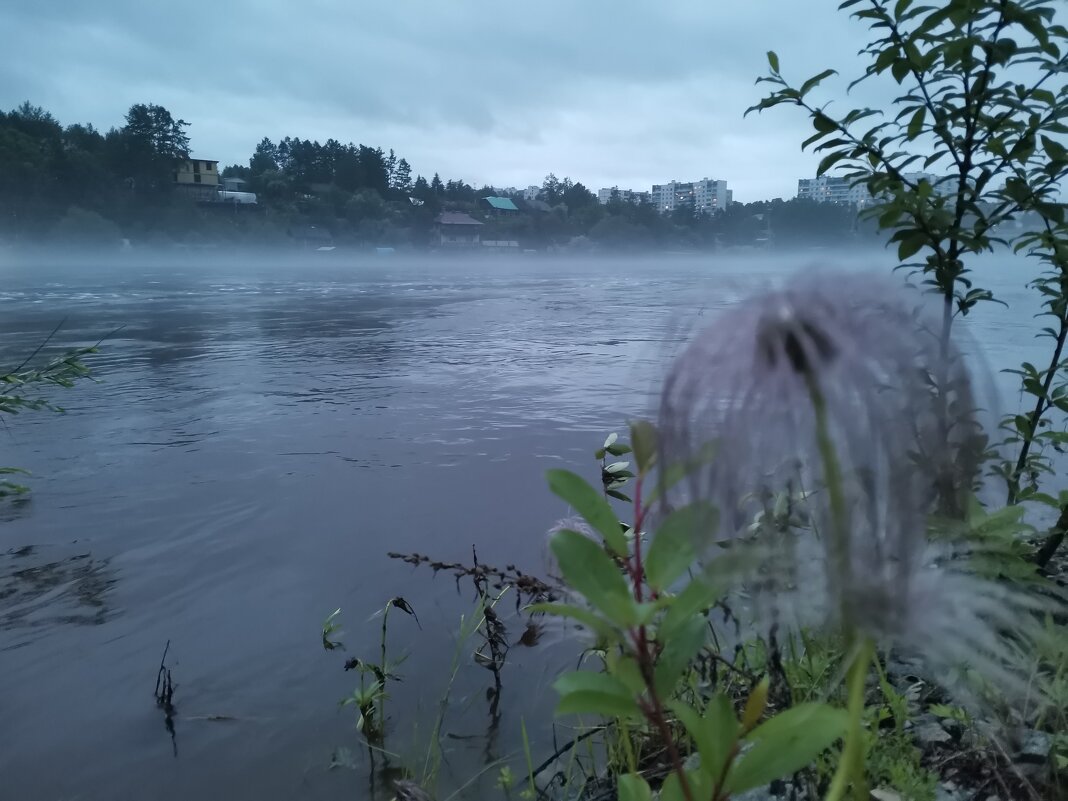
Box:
[656, 270, 1036, 691]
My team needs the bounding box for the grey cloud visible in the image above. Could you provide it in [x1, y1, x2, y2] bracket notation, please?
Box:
[1, 0, 881, 200]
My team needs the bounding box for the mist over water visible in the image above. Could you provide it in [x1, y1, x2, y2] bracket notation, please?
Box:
[0, 249, 1044, 799]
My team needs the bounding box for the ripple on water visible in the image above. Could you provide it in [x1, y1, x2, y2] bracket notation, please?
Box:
[0, 253, 1046, 800]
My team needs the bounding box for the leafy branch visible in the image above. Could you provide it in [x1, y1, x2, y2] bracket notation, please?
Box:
[747, 0, 1068, 567]
[746, 0, 1067, 335]
[537, 426, 848, 801]
[1, 332, 98, 496]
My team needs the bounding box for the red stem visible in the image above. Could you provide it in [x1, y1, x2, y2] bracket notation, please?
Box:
[628, 475, 697, 801]
[712, 742, 741, 801]
[640, 697, 696, 801]
[632, 474, 646, 601]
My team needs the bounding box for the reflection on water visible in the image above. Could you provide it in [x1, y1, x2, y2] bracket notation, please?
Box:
[0, 252, 1043, 800]
[0, 496, 32, 524]
[1, 544, 117, 642]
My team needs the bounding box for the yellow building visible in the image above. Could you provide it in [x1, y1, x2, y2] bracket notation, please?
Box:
[174, 158, 220, 187]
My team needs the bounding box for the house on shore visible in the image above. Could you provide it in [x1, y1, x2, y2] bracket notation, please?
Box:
[433, 212, 483, 248]
[173, 158, 220, 201]
[174, 159, 258, 205]
[223, 176, 248, 192]
[219, 176, 258, 204]
[174, 158, 219, 187]
[480, 196, 519, 216]
[216, 190, 259, 205]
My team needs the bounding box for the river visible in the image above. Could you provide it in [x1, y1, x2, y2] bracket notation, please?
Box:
[0, 249, 1045, 800]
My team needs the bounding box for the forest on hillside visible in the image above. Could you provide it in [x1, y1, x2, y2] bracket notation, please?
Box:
[0, 101, 878, 251]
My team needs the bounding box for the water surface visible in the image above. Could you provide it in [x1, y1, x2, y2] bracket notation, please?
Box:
[0, 251, 1043, 800]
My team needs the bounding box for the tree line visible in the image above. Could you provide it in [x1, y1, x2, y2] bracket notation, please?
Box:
[0, 101, 879, 251]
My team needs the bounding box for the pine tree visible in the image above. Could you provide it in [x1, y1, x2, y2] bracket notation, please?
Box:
[393, 158, 413, 193]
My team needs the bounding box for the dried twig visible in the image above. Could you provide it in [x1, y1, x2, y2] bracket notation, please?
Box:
[387, 551, 559, 607]
[153, 640, 178, 757]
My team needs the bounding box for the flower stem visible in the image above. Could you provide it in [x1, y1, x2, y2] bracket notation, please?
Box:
[629, 476, 694, 801]
[806, 373, 873, 801]
[824, 637, 874, 801]
[806, 373, 853, 629]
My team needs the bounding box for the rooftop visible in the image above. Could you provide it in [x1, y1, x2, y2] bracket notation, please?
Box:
[435, 212, 483, 226]
[482, 196, 519, 211]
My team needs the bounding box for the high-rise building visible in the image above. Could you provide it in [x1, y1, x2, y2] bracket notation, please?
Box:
[798, 172, 954, 206]
[797, 176, 871, 206]
[597, 186, 652, 205]
[901, 172, 956, 197]
[650, 178, 729, 214]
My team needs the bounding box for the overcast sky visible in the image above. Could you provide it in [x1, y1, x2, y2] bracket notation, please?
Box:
[0, 1, 892, 202]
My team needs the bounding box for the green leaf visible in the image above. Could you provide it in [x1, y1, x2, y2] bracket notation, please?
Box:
[816, 151, 846, 177]
[897, 233, 926, 260]
[671, 703, 712, 774]
[890, 58, 910, 83]
[645, 503, 715, 591]
[634, 600, 660, 626]
[554, 670, 628, 697]
[812, 112, 838, 134]
[658, 772, 686, 801]
[706, 693, 740, 776]
[617, 774, 652, 801]
[671, 693, 738, 786]
[606, 443, 632, 456]
[659, 573, 722, 639]
[654, 613, 708, 697]
[659, 769, 710, 801]
[766, 50, 780, 73]
[554, 671, 640, 719]
[874, 47, 897, 74]
[801, 129, 829, 150]
[725, 703, 848, 794]
[609, 653, 648, 696]
[556, 690, 640, 719]
[907, 107, 925, 139]
[629, 420, 657, 475]
[528, 602, 618, 642]
[642, 438, 715, 505]
[644, 460, 689, 506]
[549, 529, 637, 626]
[799, 69, 837, 97]
[547, 469, 627, 556]
[1042, 135, 1068, 164]
[741, 676, 770, 732]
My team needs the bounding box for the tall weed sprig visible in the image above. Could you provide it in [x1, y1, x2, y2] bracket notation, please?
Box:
[536, 422, 850, 801]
